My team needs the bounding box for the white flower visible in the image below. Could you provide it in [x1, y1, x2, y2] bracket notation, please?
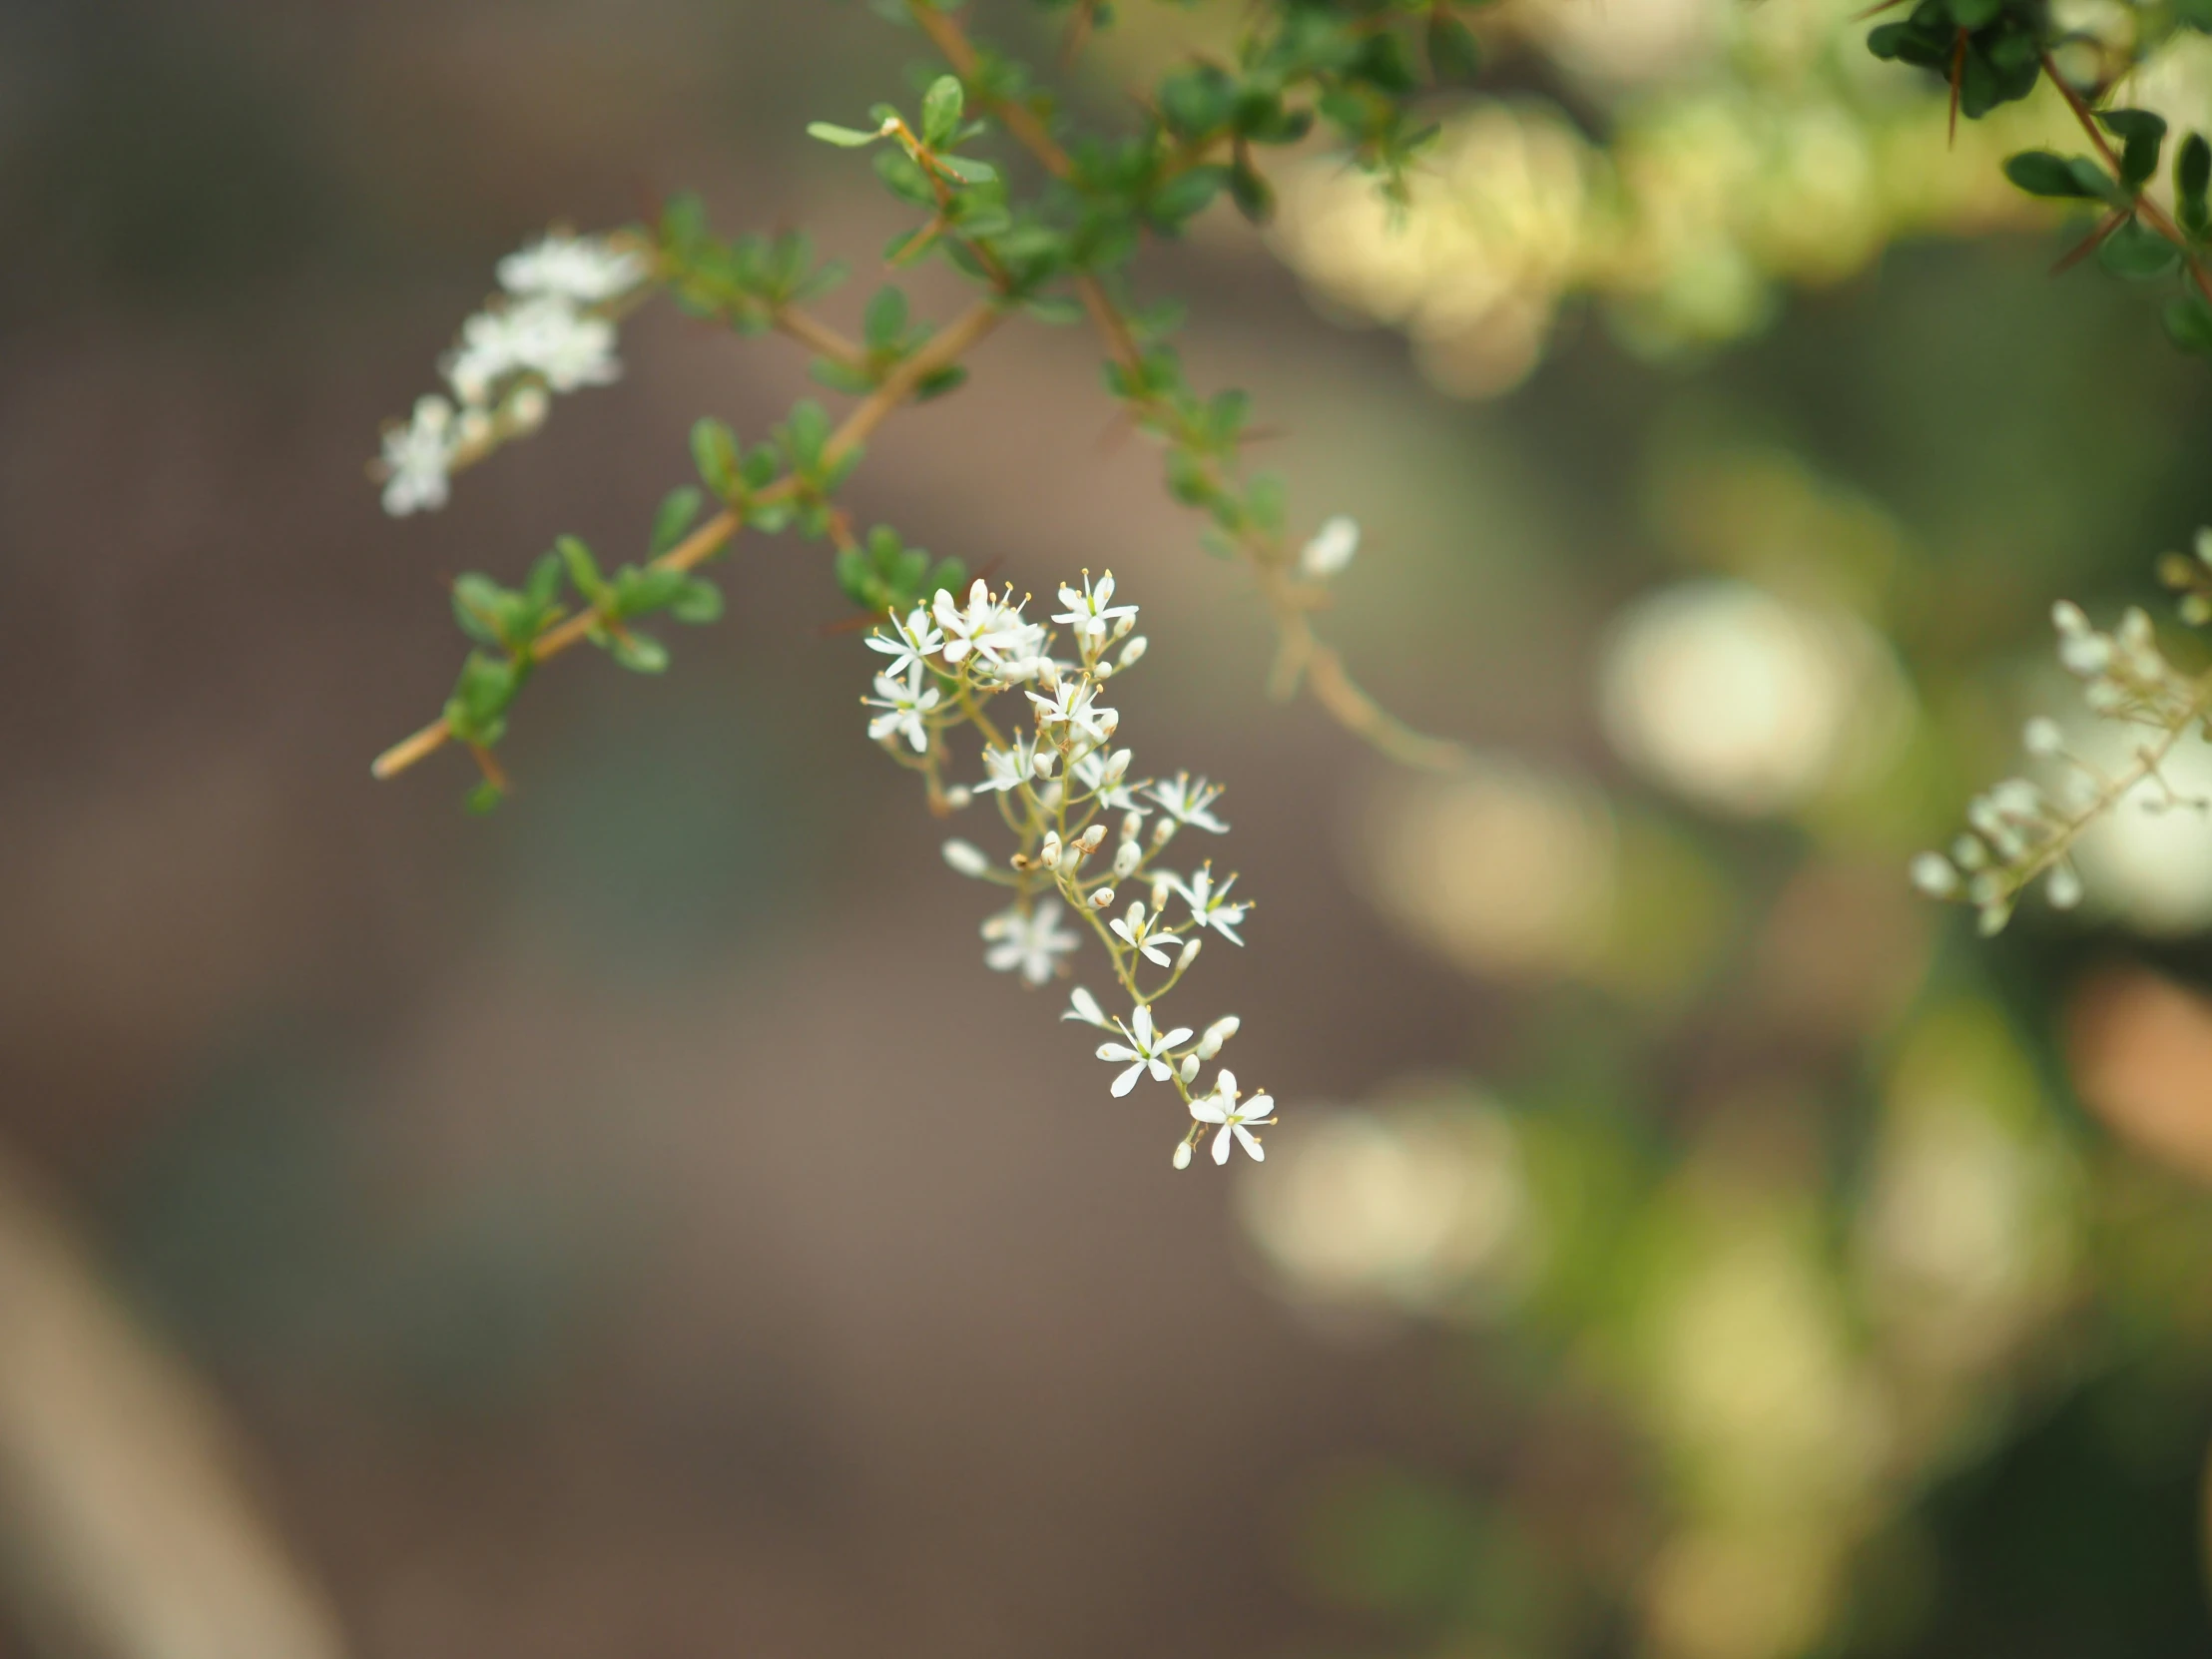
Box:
[942, 839, 990, 877]
[1173, 861, 1250, 944]
[933, 580, 1039, 673]
[496, 233, 651, 304]
[1909, 851, 1957, 897]
[981, 899, 1081, 985]
[1029, 678, 1116, 746]
[1063, 987, 1112, 1027]
[500, 295, 620, 392]
[1109, 899, 1182, 967]
[1194, 1014, 1239, 1059]
[1073, 748, 1147, 814]
[1189, 1070, 1274, 1164]
[1149, 772, 1229, 833]
[2023, 717, 2066, 759]
[866, 607, 944, 680]
[379, 395, 457, 516]
[1300, 514, 1361, 578]
[864, 665, 940, 753]
[978, 732, 1049, 794]
[1051, 570, 1139, 649]
[1095, 1003, 1195, 1097]
[445, 309, 520, 404]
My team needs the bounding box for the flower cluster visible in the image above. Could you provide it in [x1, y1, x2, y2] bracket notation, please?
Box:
[1912, 538, 2212, 932]
[373, 232, 652, 517]
[863, 571, 1274, 1168]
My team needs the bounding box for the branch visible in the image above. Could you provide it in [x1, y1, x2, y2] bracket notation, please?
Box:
[909, 1, 1471, 773]
[2042, 50, 2212, 311]
[371, 298, 1007, 781]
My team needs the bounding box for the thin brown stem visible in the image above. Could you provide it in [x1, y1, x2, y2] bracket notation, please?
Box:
[773, 305, 867, 369]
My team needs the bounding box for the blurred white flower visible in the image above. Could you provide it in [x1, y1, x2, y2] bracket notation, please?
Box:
[1598, 579, 1907, 818]
[980, 899, 1080, 985]
[377, 394, 457, 517]
[1238, 1095, 1532, 1315]
[1149, 773, 1230, 833]
[1300, 515, 1362, 578]
[496, 232, 651, 304]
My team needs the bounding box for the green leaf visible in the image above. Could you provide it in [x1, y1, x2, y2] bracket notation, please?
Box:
[783, 399, 832, 469]
[1229, 162, 1276, 225]
[863, 284, 910, 351]
[921, 75, 965, 151]
[607, 629, 670, 674]
[2180, 133, 2210, 233]
[1150, 165, 1230, 226]
[835, 546, 874, 607]
[808, 120, 884, 148]
[451, 574, 508, 646]
[2101, 108, 2168, 189]
[936, 154, 997, 186]
[1426, 13, 1482, 80]
[617, 565, 692, 617]
[924, 557, 967, 599]
[446, 652, 524, 742]
[522, 552, 565, 614]
[2099, 218, 2183, 278]
[913, 364, 968, 401]
[2003, 150, 2101, 199]
[1023, 293, 1085, 326]
[651, 486, 704, 556]
[2164, 293, 2212, 351]
[669, 579, 724, 624]
[558, 535, 611, 607]
[691, 416, 742, 498]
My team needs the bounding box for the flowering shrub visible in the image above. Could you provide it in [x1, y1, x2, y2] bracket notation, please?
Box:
[863, 572, 1270, 1166]
[1914, 535, 2212, 932]
[361, 0, 2212, 1166]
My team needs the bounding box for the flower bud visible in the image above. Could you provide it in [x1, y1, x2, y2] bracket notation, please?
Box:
[1077, 824, 1107, 852]
[1152, 817, 1178, 848]
[1150, 875, 1173, 912]
[1040, 831, 1062, 868]
[1176, 936, 1202, 970]
[942, 839, 989, 877]
[1114, 612, 1137, 640]
[1113, 838, 1143, 877]
[1172, 1141, 1193, 1171]
[1179, 1054, 1200, 1082]
[1103, 749, 1133, 785]
[1116, 635, 1146, 670]
[505, 383, 550, 432]
[1121, 812, 1145, 842]
[942, 784, 972, 811]
[1908, 851, 1956, 897]
[1097, 707, 1120, 738]
[1090, 885, 1116, 908]
[2022, 717, 2065, 759]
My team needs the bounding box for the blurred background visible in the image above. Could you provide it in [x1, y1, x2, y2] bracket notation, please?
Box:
[7, 1, 2212, 1656]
